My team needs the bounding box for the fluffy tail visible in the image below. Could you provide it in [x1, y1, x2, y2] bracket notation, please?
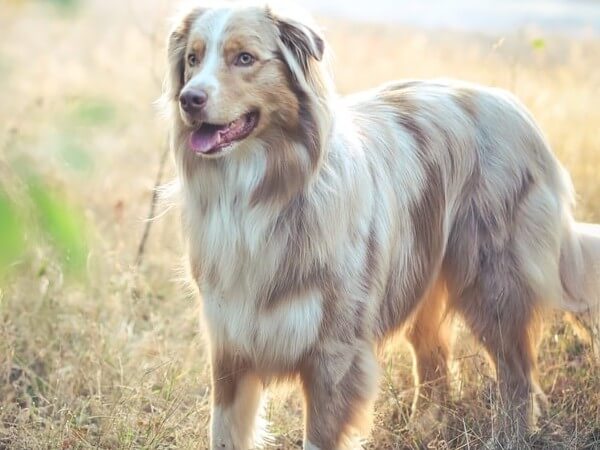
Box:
[560, 222, 600, 356]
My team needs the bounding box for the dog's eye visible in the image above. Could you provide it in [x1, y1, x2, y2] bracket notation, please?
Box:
[187, 54, 197, 67]
[234, 52, 255, 67]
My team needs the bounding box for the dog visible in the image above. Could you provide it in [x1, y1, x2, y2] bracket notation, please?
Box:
[163, 2, 600, 448]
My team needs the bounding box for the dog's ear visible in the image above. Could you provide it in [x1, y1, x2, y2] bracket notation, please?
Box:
[165, 7, 205, 101]
[269, 7, 324, 77]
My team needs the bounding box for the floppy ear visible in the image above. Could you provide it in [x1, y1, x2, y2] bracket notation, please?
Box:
[165, 30, 187, 101]
[165, 7, 205, 101]
[270, 9, 325, 78]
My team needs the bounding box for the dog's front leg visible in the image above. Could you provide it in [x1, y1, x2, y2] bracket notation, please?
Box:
[210, 352, 263, 450]
[300, 341, 379, 450]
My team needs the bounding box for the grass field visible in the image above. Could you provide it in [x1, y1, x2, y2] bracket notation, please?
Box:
[0, 0, 599, 448]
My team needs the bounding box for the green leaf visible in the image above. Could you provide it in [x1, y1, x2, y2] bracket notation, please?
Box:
[43, 0, 83, 14]
[70, 98, 115, 127]
[0, 191, 25, 274]
[28, 180, 88, 275]
[531, 38, 546, 51]
[59, 137, 94, 171]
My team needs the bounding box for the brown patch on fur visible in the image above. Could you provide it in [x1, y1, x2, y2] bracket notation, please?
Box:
[189, 257, 201, 283]
[361, 223, 380, 296]
[376, 101, 447, 338]
[211, 352, 250, 407]
[250, 54, 321, 206]
[222, 37, 245, 56]
[204, 264, 220, 287]
[189, 251, 220, 287]
[270, 12, 324, 74]
[378, 86, 419, 111]
[360, 159, 384, 298]
[260, 196, 335, 311]
[290, 80, 322, 171]
[319, 278, 364, 344]
[262, 259, 328, 311]
[190, 39, 205, 59]
[222, 36, 254, 70]
[453, 87, 479, 121]
[300, 344, 377, 449]
[409, 159, 446, 283]
[397, 112, 429, 152]
[250, 133, 310, 207]
[383, 79, 424, 92]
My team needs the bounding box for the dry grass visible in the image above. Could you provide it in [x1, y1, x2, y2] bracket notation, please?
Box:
[0, 1, 599, 448]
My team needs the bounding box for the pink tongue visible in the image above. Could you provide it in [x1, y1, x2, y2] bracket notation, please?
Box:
[189, 117, 247, 154]
[190, 127, 221, 154]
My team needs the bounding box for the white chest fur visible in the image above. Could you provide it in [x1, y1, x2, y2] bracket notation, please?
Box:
[183, 149, 328, 370]
[203, 289, 324, 369]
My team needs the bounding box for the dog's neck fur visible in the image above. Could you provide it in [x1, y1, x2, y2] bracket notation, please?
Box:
[178, 112, 380, 328]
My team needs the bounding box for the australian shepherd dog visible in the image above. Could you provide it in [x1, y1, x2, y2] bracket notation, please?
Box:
[163, 2, 600, 448]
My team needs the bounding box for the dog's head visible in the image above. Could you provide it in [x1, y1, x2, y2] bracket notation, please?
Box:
[165, 2, 331, 163]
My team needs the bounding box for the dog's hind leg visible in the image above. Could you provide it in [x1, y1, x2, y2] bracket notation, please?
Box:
[404, 278, 453, 434]
[300, 340, 379, 450]
[454, 264, 544, 448]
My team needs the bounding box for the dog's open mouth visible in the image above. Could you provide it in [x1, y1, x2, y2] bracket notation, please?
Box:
[189, 111, 259, 155]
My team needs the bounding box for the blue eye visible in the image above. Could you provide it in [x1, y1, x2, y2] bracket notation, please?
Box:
[187, 53, 197, 66]
[235, 52, 255, 67]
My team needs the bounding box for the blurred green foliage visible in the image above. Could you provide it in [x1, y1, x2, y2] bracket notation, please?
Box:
[5, 0, 83, 14]
[70, 98, 116, 127]
[531, 37, 546, 50]
[58, 137, 94, 171]
[0, 176, 89, 280]
[28, 178, 88, 275]
[0, 95, 112, 281]
[43, 0, 83, 14]
[55, 97, 117, 172]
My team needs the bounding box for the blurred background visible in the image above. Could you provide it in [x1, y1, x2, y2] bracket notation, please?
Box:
[1, 0, 599, 448]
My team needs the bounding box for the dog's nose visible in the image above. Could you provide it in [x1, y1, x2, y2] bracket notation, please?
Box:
[179, 89, 208, 113]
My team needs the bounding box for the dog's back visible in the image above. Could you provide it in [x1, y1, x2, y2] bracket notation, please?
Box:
[345, 79, 575, 321]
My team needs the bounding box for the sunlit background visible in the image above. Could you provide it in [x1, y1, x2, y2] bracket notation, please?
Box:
[1, 0, 599, 448]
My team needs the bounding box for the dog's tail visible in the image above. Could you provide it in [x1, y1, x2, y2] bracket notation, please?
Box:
[559, 221, 600, 356]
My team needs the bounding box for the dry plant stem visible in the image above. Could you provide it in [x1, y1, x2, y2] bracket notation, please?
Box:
[135, 139, 170, 268]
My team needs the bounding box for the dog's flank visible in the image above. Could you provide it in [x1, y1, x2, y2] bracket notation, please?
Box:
[165, 3, 600, 449]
